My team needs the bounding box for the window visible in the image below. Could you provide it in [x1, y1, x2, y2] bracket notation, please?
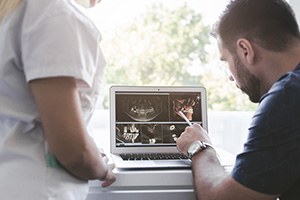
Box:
[86, 0, 293, 155]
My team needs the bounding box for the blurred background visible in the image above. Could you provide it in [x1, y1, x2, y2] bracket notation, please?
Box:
[83, 0, 296, 155]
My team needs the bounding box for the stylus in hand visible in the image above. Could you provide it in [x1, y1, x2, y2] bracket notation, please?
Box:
[177, 111, 192, 126]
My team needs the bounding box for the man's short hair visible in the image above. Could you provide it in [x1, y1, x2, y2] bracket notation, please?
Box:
[212, 0, 300, 53]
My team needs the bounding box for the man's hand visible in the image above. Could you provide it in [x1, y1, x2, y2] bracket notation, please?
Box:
[176, 123, 212, 156]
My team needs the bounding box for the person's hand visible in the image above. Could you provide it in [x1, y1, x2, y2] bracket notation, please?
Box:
[100, 163, 116, 187]
[98, 149, 117, 187]
[176, 123, 212, 156]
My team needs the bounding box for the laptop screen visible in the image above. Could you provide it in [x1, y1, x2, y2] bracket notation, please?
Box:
[111, 87, 207, 149]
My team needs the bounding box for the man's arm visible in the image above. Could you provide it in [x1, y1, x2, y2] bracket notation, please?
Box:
[176, 124, 278, 200]
[30, 77, 115, 186]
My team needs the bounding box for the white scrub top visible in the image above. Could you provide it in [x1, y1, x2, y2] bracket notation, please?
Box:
[0, 0, 105, 199]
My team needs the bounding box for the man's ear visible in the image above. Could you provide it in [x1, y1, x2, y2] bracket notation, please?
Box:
[236, 38, 255, 65]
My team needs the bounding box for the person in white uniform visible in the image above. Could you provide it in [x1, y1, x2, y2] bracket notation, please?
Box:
[0, 0, 116, 199]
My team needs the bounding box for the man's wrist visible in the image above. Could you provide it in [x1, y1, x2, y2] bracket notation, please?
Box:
[187, 141, 215, 159]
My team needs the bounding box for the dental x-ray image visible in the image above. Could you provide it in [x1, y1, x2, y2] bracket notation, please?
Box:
[115, 92, 202, 146]
[116, 124, 142, 144]
[141, 124, 163, 144]
[116, 123, 188, 145]
[116, 95, 168, 122]
[139, 124, 187, 144]
[170, 94, 202, 122]
[162, 124, 187, 143]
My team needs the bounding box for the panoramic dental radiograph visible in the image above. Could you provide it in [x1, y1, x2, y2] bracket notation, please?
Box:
[122, 96, 163, 122]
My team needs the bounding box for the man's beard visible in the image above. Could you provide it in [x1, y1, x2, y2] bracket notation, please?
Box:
[234, 57, 262, 103]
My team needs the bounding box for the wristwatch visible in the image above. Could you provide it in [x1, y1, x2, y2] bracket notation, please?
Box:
[187, 141, 214, 159]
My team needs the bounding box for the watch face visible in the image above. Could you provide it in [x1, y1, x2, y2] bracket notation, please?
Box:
[188, 141, 203, 158]
[191, 142, 200, 152]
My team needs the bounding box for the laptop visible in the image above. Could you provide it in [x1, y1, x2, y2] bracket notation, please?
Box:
[109, 86, 208, 169]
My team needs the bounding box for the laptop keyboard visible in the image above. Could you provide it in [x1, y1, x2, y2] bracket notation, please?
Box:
[120, 153, 189, 161]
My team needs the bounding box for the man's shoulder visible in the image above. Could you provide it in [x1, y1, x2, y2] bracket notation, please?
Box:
[261, 64, 300, 104]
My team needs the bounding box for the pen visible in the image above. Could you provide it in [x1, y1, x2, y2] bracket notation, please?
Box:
[177, 111, 192, 126]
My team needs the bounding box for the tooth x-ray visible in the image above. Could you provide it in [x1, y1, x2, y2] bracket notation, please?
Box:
[170, 94, 202, 121]
[122, 96, 163, 122]
[115, 92, 202, 146]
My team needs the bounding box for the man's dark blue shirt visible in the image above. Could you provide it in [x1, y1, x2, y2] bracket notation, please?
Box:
[232, 63, 300, 199]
